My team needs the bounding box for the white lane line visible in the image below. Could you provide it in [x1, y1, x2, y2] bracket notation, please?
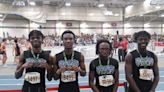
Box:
[0, 78, 126, 81]
[0, 81, 87, 86]
[2, 81, 164, 86]
[0, 79, 128, 85]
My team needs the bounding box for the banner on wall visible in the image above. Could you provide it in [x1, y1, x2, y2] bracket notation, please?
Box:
[111, 22, 117, 27]
[66, 22, 72, 27]
[154, 41, 164, 46]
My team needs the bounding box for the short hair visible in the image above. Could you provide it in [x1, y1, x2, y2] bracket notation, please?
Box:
[132, 32, 137, 42]
[28, 30, 44, 40]
[119, 37, 123, 42]
[134, 31, 151, 41]
[61, 30, 75, 40]
[96, 39, 112, 55]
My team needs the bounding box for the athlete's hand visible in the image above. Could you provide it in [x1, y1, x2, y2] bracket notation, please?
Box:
[71, 66, 80, 72]
[39, 62, 49, 69]
[66, 67, 72, 71]
[23, 62, 34, 68]
[56, 66, 66, 74]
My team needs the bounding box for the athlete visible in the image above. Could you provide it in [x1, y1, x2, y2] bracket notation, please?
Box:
[125, 31, 159, 92]
[15, 30, 53, 92]
[53, 30, 86, 92]
[89, 39, 119, 92]
[0, 38, 7, 67]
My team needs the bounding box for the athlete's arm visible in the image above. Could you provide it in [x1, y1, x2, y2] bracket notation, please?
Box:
[89, 71, 100, 92]
[79, 54, 86, 76]
[53, 56, 60, 80]
[46, 56, 54, 81]
[150, 54, 159, 92]
[15, 53, 25, 79]
[113, 64, 119, 92]
[15, 52, 35, 79]
[125, 53, 141, 92]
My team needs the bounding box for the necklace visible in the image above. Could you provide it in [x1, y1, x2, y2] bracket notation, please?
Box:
[99, 56, 110, 66]
[63, 51, 74, 66]
[137, 49, 148, 68]
[31, 49, 42, 61]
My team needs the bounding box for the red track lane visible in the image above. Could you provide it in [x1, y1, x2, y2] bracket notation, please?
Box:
[0, 83, 126, 92]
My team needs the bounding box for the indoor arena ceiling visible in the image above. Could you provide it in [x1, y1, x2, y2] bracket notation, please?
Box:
[125, 9, 164, 22]
[0, 0, 163, 22]
[0, 0, 144, 8]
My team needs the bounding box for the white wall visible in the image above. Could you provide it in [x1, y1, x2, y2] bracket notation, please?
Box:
[39, 21, 56, 36]
[144, 22, 162, 35]
[124, 22, 144, 35]
[0, 4, 123, 22]
[46, 6, 123, 21]
[0, 19, 29, 38]
[102, 22, 123, 35]
[0, 19, 163, 38]
[124, 22, 163, 35]
[80, 21, 102, 35]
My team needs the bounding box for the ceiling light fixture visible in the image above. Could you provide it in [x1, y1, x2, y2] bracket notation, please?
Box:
[65, 3, 71, 6]
[114, 14, 119, 16]
[103, 23, 110, 28]
[80, 22, 88, 28]
[61, 12, 66, 15]
[125, 5, 134, 12]
[104, 11, 113, 16]
[12, 0, 26, 7]
[161, 14, 164, 17]
[155, 6, 160, 9]
[124, 23, 131, 27]
[88, 13, 94, 16]
[144, 23, 150, 27]
[29, 1, 36, 6]
[98, 4, 104, 8]
[0, 14, 3, 18]
[140, 14, 143, 16]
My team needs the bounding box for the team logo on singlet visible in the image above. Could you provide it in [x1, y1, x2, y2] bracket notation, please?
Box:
[58, 59, 79, 82]
[96, 65, 115, 75]
[26, 58, 47, 63]
[58, 59, 79, 67]
[135, 57, 154, 81]
[135, 57, 154, 67]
